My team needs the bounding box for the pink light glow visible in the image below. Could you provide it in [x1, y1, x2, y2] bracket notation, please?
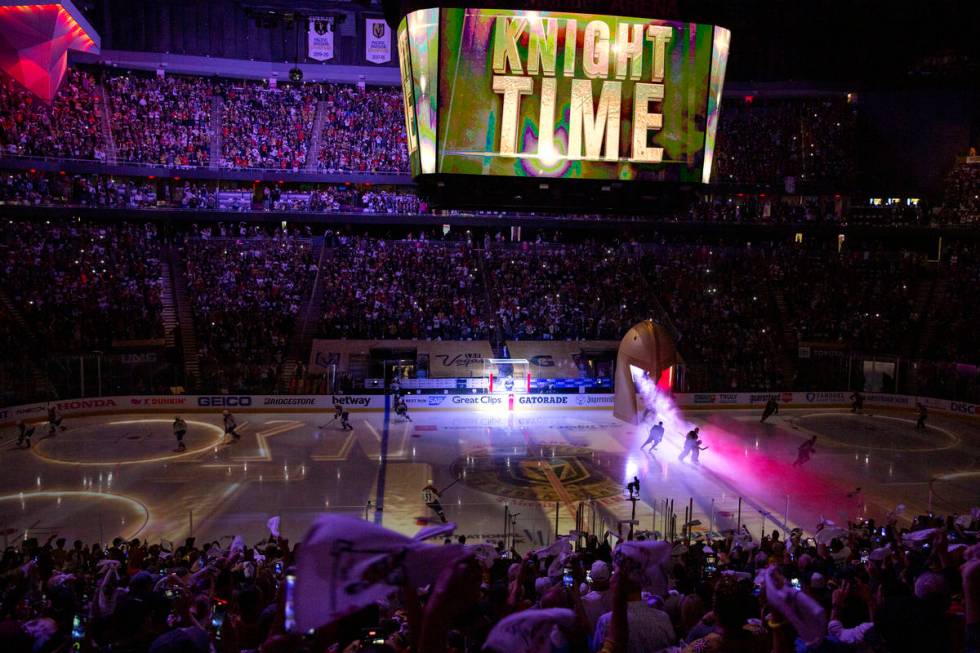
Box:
[633, 377, 874, 534]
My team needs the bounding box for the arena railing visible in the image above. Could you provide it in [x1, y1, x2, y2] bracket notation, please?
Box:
[0, 155, 413, 183]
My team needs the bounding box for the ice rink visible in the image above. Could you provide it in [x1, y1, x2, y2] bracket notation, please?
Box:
[1, 404, 978, 549]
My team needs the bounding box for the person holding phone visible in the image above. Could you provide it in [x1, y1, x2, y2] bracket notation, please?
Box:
[581, 560, 613, 634]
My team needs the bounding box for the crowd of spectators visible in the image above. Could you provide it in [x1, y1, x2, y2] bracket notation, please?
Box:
[318, 235, 490, 340]
[0, 507, 977, 653]
[220, 82, 316, 171]
[485, 241, 658, 341]
[182, 229, 317, 393]
[0, 72, 879, 190]
[647, 243, 785, 391]
[1, 217, 979, 397]
[771, 246, 926, 353]
[0, 219, 164, 353]
[106, 74, 213, 167]
[925, 244, 980, 366]
[941, 161, 980, 225]
[0, 69, 107, 161]
[317, 84, 409, 174]
[714, 97, 857, 187]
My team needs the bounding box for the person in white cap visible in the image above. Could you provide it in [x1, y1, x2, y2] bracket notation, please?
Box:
[581, 560, 612, 633]
[222, 410, 240, 442]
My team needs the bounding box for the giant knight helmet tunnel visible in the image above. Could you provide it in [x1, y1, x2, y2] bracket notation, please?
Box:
[613, 320, 678, 424]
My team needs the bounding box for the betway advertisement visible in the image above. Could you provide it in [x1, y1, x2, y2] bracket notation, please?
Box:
[397, 8, 730, 181]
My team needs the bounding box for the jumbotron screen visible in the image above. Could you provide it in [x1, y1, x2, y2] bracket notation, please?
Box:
[397, 8, 730, 182]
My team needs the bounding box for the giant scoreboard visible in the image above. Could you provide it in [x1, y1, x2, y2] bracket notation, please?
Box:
[397, 8, 730, 182]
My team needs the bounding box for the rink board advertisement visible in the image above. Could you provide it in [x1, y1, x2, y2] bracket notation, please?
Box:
[397, 8, 731, 180]
[3, 393, 978, 423]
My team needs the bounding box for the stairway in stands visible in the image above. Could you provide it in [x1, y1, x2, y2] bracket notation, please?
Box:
[474, 245, 508, 357]
[166, 246, 201, 390]
[305, 101, 329, 172]
[209, 96, 224, 169]
[278, 236, 328, 391]
[767, 284, 799, 386]
[158, 260, 179, 351]
[98, 84, 118, 163]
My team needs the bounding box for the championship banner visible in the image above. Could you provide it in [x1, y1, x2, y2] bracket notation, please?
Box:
[366, 18, 392, 64]
[397, 8, 730, 180]
[308, 16, 335, 62]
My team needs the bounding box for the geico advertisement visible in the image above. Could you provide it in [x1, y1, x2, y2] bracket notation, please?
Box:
[397, 8, 730, 181]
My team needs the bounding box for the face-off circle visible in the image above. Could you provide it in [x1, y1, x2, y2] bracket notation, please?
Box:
[32, 417, 225, 465]
[794, 413, 959, 452]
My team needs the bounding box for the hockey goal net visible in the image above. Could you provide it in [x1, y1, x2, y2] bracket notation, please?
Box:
[483, 358, 531, 394]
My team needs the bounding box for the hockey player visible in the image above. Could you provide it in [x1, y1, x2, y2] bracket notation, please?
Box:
[760, 397, 779, 423]
[173, 416, 188, 452]
[223, 410, 241, 442]
[915, 403, 928, 431]
[793, 436, 817, 467]
[422, 483, 447, 523]
[47, 406, 66, 436]
[850, 391, 864, 414]
[340, 410, 353, 431]
[691, 437, 708, 464]
[16, 420, 35, 448]
[395, 397, 412, 422]
[641, 421, 665, 451]
[679, 427, 701, 462]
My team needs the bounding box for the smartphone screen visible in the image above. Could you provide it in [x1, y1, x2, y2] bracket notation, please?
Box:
[274, 561, 283, 575]
[71, 615, 85, 641]
[211, 599, 227, 638]
[284, 574, 297, 632]
[790, 578, 801, 590]
[562, 566, 573, 588]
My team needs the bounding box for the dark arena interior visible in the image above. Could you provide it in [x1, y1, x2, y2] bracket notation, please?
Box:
[0, 0, 978, 651]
